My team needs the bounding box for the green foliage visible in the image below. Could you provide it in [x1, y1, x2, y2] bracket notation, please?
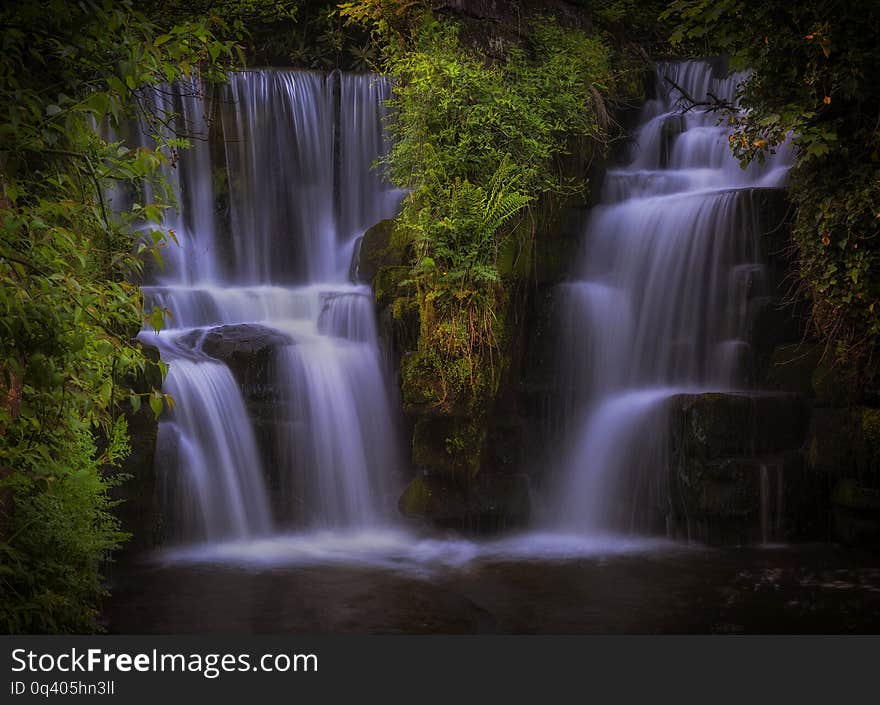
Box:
[663, 0, 880, 380]
[591, 0, 677, 54]
[0, 0, 240, 632]
[338, 0, 428, 58]
[0, 420, 130, 633]
[368, 14, 616, 404]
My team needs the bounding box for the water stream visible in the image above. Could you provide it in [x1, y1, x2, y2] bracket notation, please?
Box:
[103, 61, 880, 635]
[136, 70, 403, 543]
[550, 59, 793, 533]
[128, 60, 794, 562]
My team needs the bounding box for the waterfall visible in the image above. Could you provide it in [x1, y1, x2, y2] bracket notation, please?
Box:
[130, 70, 404, 543]
[551, 60, 793, 533]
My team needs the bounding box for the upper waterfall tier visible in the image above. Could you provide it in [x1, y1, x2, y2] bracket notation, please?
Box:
[129, 70, 402, 288]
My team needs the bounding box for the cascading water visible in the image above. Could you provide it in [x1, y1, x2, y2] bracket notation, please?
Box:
[131, 70, 403, 543]
[551, 60, 793, 533]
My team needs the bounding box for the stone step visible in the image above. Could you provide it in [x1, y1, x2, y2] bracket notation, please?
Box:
[669, 391, 809, 459]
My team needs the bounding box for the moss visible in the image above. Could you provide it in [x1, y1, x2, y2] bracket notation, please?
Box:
[372, 265, 412, 310]
[387, 296, 420, 353]
[398, 475, 433, 518]
[862, 408, 880, 435]
[412, 416, 484, 478]
[400, 350, 445, 412]
[397, 470, 531, 530]
[357, 218, 409, 282]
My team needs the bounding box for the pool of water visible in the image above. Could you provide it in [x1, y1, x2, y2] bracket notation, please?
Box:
[105, 531, 880, 633]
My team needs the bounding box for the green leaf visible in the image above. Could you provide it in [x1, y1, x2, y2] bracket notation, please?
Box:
[149, 391, 164, 418]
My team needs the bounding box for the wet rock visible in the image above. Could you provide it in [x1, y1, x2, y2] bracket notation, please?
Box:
[398, 472, 530, 531]
[531, 207, 586, 284]
[198, 323, 292, 363]
[399, 475, 466, 526]
[763, 343, 823, 398]
[191, 323, 292, 396]
[356, 218, 404, 283]
[667, 392, 812, 544]
[764, 342, 860, 407]
[748, 298, 807, 363]
[473, 472, 531, 530]
[411, 416, 484, 477]
[670, 392, 809, 459]
[378, 297, 420, 361]
[186, 324, 294, 490]
[658, 114, 684, 168]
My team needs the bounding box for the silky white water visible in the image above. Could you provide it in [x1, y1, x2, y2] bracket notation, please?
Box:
[125, 59, 790, 563]
[130, 71, 404, 543]
[550, 60, 793, 533]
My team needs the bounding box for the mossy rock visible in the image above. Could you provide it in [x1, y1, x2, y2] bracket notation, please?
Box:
[356, 218, 405, 283]
[473, 472, 531, 530]
[671, 392, 809, 461]
[668, 452, 816, 545]
[373, 265, 412, 310]
[398, 472, 530, 531]
[812, 358, 861, 407]
[411, 416, 484, 478]
[388, 296, 420, 354]
[398, 475, 466, 524]
[748, 300, 808, 365]
[400, 349, 476, 417]
[531, 206, 586, 284]
[400, 351, 445, 412]
[685, 458, 762, 520]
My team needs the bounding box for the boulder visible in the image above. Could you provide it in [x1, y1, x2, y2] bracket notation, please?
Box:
[670, 392, 809, 459]
[198, 323, 292, 362]
[373, 265, 413, 311]
[356, 218, 406, 283]
[188, 323, 292, 398]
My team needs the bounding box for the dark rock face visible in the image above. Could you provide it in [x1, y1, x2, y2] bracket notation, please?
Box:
[113, 342, 164, 553]
[671, 392, 809, 459]
[658, 115, 685, 168]
[807, 407, 880, 544]
[399, 472, 531, 531]
[667, 392, 810, 545]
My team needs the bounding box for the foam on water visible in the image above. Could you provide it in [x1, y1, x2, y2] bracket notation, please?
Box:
[158, 528, 687, 575]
